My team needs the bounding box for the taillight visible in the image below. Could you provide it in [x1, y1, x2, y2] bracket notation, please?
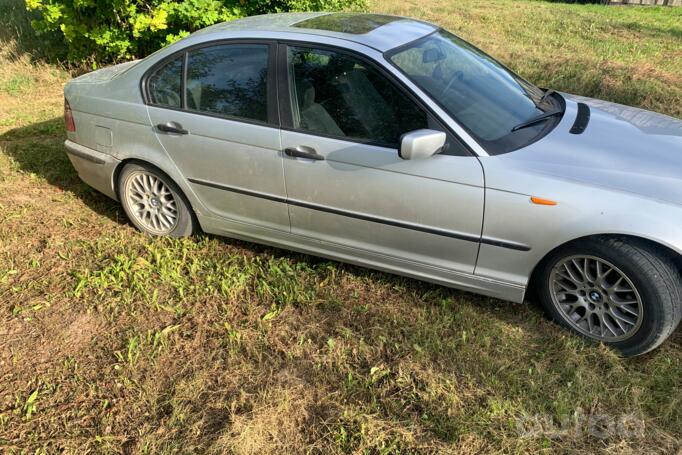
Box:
[64, 98, 76, 132]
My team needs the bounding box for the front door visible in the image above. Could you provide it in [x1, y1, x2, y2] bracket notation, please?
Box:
[280, 44, 485, 273]
[146, 41, 289, 231]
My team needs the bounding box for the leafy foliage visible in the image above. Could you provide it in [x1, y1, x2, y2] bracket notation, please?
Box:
[25, 0, 366, 65]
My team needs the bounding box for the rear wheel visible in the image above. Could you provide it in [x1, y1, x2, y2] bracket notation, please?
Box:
[537, 237, 682, 356]
[118, 163, 195, 237]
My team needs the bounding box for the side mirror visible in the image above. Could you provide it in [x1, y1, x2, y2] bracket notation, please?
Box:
[399, 129, 446, 160]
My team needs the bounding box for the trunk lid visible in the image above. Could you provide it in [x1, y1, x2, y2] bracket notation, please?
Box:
[70, 60, 140, 84]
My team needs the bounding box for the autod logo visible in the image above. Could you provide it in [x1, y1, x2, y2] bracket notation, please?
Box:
[515, 408, 645, 441]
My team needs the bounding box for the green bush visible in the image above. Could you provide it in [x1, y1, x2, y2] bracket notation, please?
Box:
[25, 0, 366, 65]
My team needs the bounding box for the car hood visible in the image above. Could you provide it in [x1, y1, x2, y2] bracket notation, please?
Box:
[498, 94, 682, 206]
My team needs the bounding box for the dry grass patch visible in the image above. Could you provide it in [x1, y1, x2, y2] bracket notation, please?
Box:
[0, 41, 66, 131]
[217, 383, 313, 454]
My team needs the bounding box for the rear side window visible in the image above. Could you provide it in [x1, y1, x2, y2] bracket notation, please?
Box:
[148, 56, 183, 108]
[186, 44, 269, 123]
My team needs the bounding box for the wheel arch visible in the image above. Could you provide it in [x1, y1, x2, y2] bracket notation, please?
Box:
[113, 158, 203, 226]
[526, 233, 682, 300]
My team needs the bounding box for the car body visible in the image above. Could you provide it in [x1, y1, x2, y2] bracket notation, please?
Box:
[63, 12, 682, 355]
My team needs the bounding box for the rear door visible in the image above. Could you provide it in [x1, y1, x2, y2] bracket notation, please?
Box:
[279, 43, 485, 273]
[145, 41, 289, 231]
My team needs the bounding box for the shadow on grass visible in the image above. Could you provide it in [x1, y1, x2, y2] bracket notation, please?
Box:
[0, 117, 122, 224]
[623, 19, 682, 39]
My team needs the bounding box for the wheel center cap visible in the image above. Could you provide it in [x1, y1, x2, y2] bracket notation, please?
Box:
[150, 197, 159, 207]
[588, 291, 603, 303]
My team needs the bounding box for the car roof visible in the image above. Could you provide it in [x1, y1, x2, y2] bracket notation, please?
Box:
[191, 12, 438, 52]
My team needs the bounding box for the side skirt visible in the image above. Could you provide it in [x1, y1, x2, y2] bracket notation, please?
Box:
[197, 213, 527, 303]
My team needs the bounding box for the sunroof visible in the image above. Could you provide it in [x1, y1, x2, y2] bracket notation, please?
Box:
[292, 13, 401, 35]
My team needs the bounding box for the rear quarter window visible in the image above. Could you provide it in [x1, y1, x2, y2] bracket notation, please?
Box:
[147, 56, 183, 108]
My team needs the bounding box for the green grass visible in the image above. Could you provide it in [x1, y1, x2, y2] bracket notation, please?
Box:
[0, 0, 681, 453]
[0, 75, 34, 96]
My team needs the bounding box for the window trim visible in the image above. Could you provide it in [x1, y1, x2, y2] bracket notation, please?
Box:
[276, 40, 474, 156]
[143, 53, 184, 110]
[140, 39, 280, 128]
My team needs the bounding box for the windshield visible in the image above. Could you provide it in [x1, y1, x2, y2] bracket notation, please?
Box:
[387, 30, 561, 155]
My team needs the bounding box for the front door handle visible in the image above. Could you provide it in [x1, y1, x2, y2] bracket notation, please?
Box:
[284, 146, 325, 161]
[157, 121, 188, 135]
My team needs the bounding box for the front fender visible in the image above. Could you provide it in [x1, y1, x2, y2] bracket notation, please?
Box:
[475, 178, 682, 287]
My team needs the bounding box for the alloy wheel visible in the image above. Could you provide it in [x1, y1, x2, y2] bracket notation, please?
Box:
[549, 255, 643, 341]
[124, 170, 178, 235]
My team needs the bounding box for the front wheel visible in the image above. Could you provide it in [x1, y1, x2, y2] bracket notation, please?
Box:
[537, 237, 682, 357]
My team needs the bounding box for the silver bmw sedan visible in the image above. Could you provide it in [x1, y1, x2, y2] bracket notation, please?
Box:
[63, 12, 682, 356]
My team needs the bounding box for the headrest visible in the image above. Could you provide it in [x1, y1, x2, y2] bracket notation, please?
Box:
[329, 56, 355, 76]
[297, 80, 315, 109]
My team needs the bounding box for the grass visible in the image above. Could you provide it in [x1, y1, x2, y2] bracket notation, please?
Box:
[0, 0, 681, 453]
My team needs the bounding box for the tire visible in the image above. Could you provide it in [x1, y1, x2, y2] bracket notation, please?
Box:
[536, 236, 682, 357]
[118, 163, 196, 238]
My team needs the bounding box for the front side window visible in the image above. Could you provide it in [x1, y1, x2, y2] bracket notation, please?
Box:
[388, 29, 561, 155]
[287, 46, 428, 146]
[148, 56, 182, 108]
[186, 44, 269, 123]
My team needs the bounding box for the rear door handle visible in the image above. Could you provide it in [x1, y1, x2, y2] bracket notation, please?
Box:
[157, 121, 188, 135]
[284, 146, 325, 161]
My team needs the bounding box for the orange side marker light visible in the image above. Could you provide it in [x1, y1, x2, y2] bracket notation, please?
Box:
[530, 196, 558, 206]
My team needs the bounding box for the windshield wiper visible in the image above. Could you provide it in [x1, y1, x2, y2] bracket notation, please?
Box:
[540, 88, 555, 103]
[511, 108, 563, 132]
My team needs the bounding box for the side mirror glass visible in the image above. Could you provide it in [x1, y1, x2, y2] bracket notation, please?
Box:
[399, 129, 446, 160]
